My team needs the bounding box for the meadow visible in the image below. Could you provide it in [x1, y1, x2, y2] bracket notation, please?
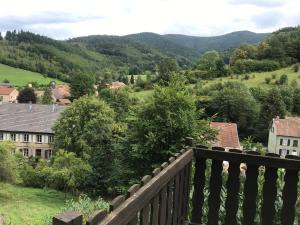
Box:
[0, 64, 62, 87]
[0, 183, 70, 225]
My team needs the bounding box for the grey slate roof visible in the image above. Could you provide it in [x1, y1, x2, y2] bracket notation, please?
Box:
[0, 103, 66, 134]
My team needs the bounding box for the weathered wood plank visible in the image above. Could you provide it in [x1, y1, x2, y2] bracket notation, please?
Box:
[166, 179, 174, 225]
[87, 210, 107, 225]
[261, 154, 279, 225]
[242, 151, 260, 225]
[53, 211, 82, 225]
[191, 147, 208, 224]
[159, 186, 167, 225]
[99, 149, 194, 225]
[172, 174, 180, 225]
[280, 161, 299, 225]
[224, 149, 242, 225]
[141, 205, 151, 225]
[150, 196, 159, 225]
[109, 195, 126, 212]
[177, 169, 185, 225]
[194, 148, 300, 170]
[207, 155, 224, 225]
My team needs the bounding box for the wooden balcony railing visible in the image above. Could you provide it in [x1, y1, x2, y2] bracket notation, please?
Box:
[53, 139, 300, 225]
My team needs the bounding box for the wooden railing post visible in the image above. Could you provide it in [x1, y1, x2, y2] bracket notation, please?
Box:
[53, 211, 82, 225]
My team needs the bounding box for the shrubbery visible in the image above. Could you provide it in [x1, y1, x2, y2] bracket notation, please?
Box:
[231, 59, 280, 74]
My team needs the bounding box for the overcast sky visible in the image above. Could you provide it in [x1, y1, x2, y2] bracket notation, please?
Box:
[0, 0, 299, 39]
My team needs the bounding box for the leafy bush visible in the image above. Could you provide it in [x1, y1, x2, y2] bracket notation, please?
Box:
[265, 77, 271, 84]
[0, 142, 17, 183]
[294, 64, 299, 73]
[231, 59, 280, 74]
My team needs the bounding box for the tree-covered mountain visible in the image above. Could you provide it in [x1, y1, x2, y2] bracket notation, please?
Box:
[0, 30, 268, 83]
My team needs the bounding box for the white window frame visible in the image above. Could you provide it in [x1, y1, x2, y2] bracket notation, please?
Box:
[36, 135, 42, 143]
[10, 133, 16, 141]
[22, 148, 29, 157]
[48, 135, 54, 143]
[23, 134, 29, 142]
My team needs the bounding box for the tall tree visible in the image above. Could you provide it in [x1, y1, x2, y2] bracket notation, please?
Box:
[17, 87, 37, 103]
[70, 73, 95, 100]
[41, 87, 53, 104]
[257, 88, 286, 142]
[53, 96, 123, 194]
[157, 58, 178, 84]
[0, 32, 3, 41]
[0, 142, 17, 183]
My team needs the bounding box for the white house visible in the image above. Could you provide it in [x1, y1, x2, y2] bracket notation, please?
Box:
[268, 117, 300, 157]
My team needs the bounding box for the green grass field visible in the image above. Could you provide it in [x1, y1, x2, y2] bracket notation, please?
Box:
[202, 65, 300, 88]
[129, 89, 154, 101]
[0, 183, 71, 225]
[0, 64, 62, 87]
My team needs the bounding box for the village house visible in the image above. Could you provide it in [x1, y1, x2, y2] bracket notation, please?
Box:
[210, 122, 241, 150]
[268, 117, 300, 157]
[0, 103, 65, 159]
[0, 86, 18, 103]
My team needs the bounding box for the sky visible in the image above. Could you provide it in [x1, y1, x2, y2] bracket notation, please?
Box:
[0, 0, 299, 39]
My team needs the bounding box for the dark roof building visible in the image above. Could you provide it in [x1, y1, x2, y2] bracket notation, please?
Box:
[0, 103, 65, 134]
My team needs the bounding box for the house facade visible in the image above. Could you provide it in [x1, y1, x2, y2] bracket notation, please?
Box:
[0, 103, 65, 159]
[268, 117, 300, 157]
[0, 86, 18, 103]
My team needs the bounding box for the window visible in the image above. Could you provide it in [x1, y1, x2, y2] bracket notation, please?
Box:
[35, 149, 41, 157]
[293, 140, 298, 147]
[48, 135, 54, 143]
[0, 133, 3, 141]
[22, 148, 29, 157]
[292, 150, 298, 156]
[23, 134, 29, 142]
[36, 135, 42, 143]
[280, 138, 290, 146]
[10, 133, 16, 141]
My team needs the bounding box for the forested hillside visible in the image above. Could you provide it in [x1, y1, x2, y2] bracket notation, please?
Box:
[0, 30, 267, 83]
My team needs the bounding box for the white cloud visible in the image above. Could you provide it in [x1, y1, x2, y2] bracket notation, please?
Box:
[0, 0, 299, 39]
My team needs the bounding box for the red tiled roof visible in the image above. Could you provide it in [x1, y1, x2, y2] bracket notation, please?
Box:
[52, 84, 70, 100]
[273, 117, 300, 137]
[109, 82, 126, 90]
[0, 86, 16, 95]
[210, 122, 240, 149]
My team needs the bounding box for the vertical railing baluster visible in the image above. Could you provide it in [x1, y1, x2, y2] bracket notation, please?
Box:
[207, 147, 225, 225]
[280, 155, 300, 225]
[261, 153, 279, 225]
[242, 151, 260, 225]
[191, 146, 208, 224]
[166, 178, 175, 225]
[224, 149, 242, 225]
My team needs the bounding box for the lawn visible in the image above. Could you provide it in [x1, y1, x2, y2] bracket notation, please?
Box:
[0, 64, 62, 87]
[202, 65, 300, 88]
[0, 183, 71, 225]
[129, 89, 154, 101]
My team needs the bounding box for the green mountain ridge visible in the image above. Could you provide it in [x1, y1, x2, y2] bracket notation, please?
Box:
[0, 30, 268, 83]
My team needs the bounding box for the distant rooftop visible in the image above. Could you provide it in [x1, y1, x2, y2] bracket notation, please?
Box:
[0, 86, 16, 95]
[273, 117, 300, 138]
[210, 122, 240, 149]
[0, 103, 65, 134]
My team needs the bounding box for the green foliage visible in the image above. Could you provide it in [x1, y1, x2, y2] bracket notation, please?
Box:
[231, 59, 280, 74]
[257, 88, 286, 142]
[265, 77, 271, 84]
[206, 82, 259, 137]
[126, 77, 213, 175]
[197, 51, 227, 78]
[294, 64, 299, 72]
[70, 73, 96, 100]
[41, 87, 53, 104]
[61, 194, 109, 223]
[53, 96, 125, 194]
[278, 74, 288, 85]
[19, 150, 92, 193]
[130, 75, 135, 84]
[157, 58, 178, 84]
[0, 142, 17, 183]
[17, 87, 37, 103]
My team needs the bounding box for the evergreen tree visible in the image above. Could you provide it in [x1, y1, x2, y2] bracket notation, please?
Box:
[257, 88, 286, 142]
[17, 87, 37, 103]
[130, 75, 135, 84]
[70, 73, 95, 100]
[41, 87, 53, 104]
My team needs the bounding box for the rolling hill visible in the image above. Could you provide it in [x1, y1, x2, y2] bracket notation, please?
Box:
[0, 30, 268, 83]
